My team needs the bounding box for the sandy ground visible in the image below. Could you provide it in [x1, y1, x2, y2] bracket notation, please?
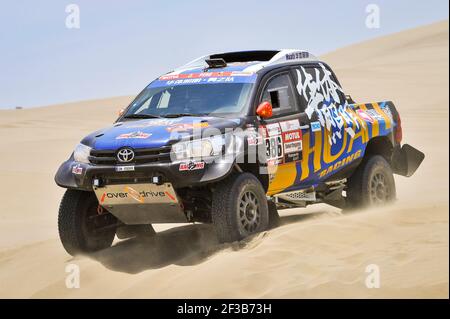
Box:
[0, 21, 448, 298]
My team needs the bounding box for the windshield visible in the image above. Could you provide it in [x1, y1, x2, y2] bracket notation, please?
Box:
[124, 76, 255, 118]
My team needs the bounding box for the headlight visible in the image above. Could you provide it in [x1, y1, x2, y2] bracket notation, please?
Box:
[171, 135, 224, 160]
[73, 143, 92, 163]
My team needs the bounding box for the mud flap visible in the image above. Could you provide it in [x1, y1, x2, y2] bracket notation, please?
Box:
[392, 144, 425, 177]
[94, 183, 187, 224]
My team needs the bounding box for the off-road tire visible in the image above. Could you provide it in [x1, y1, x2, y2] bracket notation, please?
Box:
[211, 173, 269, 243]
[346, 155, 396, 208]
[58, 190, 117, 256]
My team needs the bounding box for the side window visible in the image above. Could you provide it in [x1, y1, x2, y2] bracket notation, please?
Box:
[260, 73, 299, 117]
[293, 65, 345, 111]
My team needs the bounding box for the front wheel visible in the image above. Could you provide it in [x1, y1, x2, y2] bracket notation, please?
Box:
[346, 155, 396, 208]
[211, 173, 269, 243]
[58, 190, 117, 256]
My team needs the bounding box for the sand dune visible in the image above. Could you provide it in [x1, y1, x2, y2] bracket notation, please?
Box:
[0, 21, 448, 298]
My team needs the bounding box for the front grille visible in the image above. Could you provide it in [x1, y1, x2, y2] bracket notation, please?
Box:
[89, 146, 171, 165]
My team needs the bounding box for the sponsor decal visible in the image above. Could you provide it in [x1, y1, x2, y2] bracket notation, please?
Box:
[262, 126, 304, 165]
[159, 71, 253, 81]
[179, 161, 205, 171]
[284, 152, 301, 163]
[126, 118, 181, 128]
[380, 105, 394, 121]
[125, 186, 144, 203]
[283, 129, 302, 162]
[150, 72, 257, 88]
[356, 109, 374, 123]
[100, 187, 168, 204]
[310, 121, 322, 132]
[280, 119, 301, 132]
[319, 149, 362, 178]
[247, 135, 259, 146]
[267, 158, 283, 166]
[166, 122, 209, 132]
[166, 77, 236, 85]
[115, 165, 135, 172]
[366, 109, 385, 121]
[282, 130, 302, 143]
[285, 52, 309, 60]
[295, 63, 351, 145]
[266, 123, 281, 137]
[245, 127, 262, 146]
[258, 125, 268, 138]
[284, 141, 302, 154]
[116, 131, 151, 139]
[297, 120, 370, 182]
[72, 164, 83, 175]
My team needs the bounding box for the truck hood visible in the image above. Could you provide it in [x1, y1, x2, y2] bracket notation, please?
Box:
[81, 116, 243, 150]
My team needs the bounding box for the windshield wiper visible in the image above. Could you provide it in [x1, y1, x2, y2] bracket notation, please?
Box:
[123, 114, 162, 119]
[162, 113, 208, 118]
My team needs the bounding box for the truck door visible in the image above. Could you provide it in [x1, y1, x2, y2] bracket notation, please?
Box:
[257, 71, 305, 195]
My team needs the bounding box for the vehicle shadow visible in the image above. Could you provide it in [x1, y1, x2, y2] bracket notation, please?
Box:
[91, 211, 329, 274]
[91, 223, 220, 274]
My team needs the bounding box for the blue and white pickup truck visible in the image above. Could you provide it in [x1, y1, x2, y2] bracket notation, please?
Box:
[55, 50, 424, 256]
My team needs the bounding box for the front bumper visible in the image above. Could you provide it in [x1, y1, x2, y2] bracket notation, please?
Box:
[55, 156, 234, 191]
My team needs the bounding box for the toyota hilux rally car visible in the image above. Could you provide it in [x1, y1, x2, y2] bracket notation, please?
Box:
[55, 50, 424, 256]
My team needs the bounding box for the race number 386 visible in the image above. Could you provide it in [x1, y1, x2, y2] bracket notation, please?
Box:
[265, 136, 283, 159]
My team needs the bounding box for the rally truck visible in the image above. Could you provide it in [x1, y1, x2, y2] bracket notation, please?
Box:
[55, 50, 424, 256]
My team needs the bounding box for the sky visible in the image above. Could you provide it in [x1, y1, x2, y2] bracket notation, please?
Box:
[0, 0, 448, 109]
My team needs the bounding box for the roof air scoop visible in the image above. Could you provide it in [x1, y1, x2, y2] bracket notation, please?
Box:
[205, 58, 227, 69]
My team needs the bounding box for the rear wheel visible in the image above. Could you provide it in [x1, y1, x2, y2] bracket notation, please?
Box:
[346, 155, 396, 208]
[58, 190, 117, 256]
[211, 173, 269, 243]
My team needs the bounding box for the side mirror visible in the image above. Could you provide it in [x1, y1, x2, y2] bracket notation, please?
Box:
[256, 101, 273, 119]
[118, 108, 125, 117]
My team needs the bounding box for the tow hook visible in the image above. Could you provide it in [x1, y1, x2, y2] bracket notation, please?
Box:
[97, 204, 105, 215]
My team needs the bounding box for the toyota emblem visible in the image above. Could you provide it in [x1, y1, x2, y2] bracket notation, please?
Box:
[117, 148, 135, 163]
